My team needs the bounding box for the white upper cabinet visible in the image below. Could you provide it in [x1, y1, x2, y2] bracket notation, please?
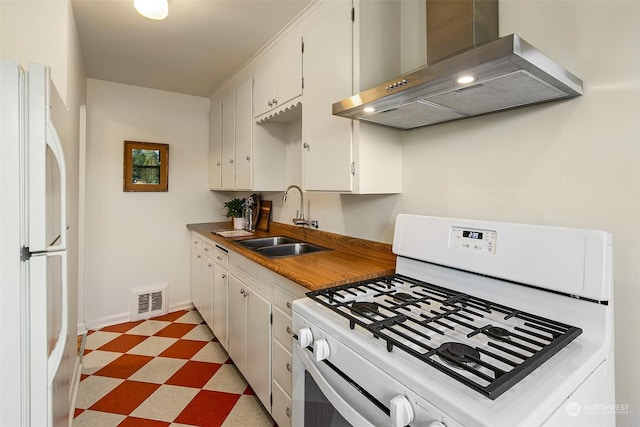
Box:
[234, 78, 253, 190]
[254, 29, 303, 119]
[219, 77, 253, 190]
[209, 100, 222, 190]
[301, 0, 402, 193]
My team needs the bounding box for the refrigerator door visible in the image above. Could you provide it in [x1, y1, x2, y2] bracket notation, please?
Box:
[27, 64, 67, 253]
[29, 251, 69, 427]
[26, 64, 70, 427]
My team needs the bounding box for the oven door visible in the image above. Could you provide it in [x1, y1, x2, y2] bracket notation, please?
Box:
[292, 343, 389, 427]
[291, 328, 456, 427]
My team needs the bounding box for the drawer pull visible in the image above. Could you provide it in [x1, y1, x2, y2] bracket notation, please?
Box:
[286, 362, 292, 372]
[286, 407, 291, 418]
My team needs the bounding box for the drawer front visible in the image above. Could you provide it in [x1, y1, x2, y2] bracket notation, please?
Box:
[213, 246, 228, 269]
[271, 380, 292, 427]
[274, 285, 295, 316]
[192, 235, 214, 259]
[272, 339, 292, 396]
[273, 307, 293, 352]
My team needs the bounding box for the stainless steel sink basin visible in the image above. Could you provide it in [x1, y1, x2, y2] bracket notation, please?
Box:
[238, 236, 300, 249]
[256, 243, 328, 258]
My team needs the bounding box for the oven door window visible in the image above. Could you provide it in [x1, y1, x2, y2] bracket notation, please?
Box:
[293, 344, 392, 427]
[304, 371, 351, 427]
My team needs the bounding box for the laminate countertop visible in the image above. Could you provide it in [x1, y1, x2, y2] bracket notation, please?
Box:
[187, 221, 396, 291]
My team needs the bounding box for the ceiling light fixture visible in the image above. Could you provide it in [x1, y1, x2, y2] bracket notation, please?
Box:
[456, 75, 476, 85]
[134, 0, 168, 20]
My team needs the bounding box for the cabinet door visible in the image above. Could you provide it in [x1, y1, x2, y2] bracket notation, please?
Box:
[245, 288, 272, 411]
[234, 78, 253, 190]
[302, 0, 354, 192]
[253, 58, 275, 118]
[221, 91, 235, 189]
[213, 264, 228, 350]
[190, 247, 203, 313]
[274, 31, 303, 109]
[201, 260, 214, 330]
[208, 100, 222, 189]
[227, 276, 246, 373]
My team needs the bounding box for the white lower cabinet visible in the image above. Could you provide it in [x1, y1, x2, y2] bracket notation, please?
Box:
[271, 284, 305, 427]
[190, 232, 306, 424]
[190, 234, 214, 328]
[228, 259, 272, 412]
[212, 246, 229, 350]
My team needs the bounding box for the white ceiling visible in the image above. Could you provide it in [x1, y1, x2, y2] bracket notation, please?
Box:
[71, 0, 311, 97]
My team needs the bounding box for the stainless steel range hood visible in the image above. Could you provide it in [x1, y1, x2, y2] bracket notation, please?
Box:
[332, 1, 583, 130]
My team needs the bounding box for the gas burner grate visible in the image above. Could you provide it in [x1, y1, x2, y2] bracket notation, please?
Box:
[306, 274, 582, 400]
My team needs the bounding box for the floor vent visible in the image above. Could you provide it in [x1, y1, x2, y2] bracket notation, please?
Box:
[131, 284, 168, 321]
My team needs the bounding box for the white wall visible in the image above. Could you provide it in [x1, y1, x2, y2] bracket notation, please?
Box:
[267, 1, 639, 424]
[84, 79, 214, 329]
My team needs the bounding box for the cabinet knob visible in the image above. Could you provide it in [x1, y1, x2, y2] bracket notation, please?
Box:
[197, 255, 201, 259]
[208, 263, 212, 268]
[216, 162, 221, 166]
[286, 407, 291, 418]
[286, 362, 292, 372]
[245, 155, 250, 161]
[222, 273, 226, 279]
[303, 142, 310, 150]
[216, 256, 222, 260]
[286, 301, 292, 309]
[230, 159, 234, 163]
[286, 326, 292, 335]
[268, 100, 273, 107]
[272, 98, 278, 105]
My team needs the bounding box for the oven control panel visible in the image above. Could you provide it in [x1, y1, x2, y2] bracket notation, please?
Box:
[449, 226, 496, 254]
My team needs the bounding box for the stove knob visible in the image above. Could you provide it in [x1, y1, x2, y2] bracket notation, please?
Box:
[297, 327, 314, 348]
[390, 395, 414, 427]
[313, 339, 330, 361]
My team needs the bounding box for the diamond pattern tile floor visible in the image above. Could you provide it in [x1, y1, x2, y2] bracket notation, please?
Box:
[73, 310, 275, 427]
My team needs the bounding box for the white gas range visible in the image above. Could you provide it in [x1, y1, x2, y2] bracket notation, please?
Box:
[292, 214, 614, 427]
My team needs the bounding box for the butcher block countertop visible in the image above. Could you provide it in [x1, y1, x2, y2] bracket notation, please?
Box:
[187, 221, 396, 291]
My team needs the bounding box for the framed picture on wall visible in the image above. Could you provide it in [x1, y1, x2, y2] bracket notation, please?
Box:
[123, 141, 169, 192]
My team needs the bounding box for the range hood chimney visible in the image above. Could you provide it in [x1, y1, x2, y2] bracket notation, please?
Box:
[332, 0, 583, 130]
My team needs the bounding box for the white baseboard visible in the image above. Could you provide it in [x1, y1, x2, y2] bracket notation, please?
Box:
[84, 301, 194, 331]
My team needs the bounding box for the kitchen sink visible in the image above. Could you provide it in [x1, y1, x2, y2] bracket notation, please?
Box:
[238, 236, 300, 249]
[238, 236, 329, 258]
[256, 243, 328, 258]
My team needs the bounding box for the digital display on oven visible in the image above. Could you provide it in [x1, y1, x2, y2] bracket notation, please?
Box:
[449, 226, 497, 254]
[462, 230, 483, 240]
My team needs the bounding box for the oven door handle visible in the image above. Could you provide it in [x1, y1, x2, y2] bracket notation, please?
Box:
[295, 345, 377, 427]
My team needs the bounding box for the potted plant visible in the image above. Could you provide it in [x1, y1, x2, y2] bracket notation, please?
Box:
[224, 198, 245, 229]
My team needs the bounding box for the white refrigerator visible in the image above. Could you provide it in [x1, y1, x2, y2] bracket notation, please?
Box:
[1, 60, 70, 426]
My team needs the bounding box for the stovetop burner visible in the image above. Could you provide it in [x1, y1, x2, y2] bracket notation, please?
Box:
[306, 273, 584, 400]
[392, 292, 417, 302]
[437, 342, 480, 369]
[485, 326, 511, 342]
[350, 301, 379, 317]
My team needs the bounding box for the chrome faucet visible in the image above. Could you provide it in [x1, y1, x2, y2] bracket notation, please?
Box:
[282, 184, 318, 228]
